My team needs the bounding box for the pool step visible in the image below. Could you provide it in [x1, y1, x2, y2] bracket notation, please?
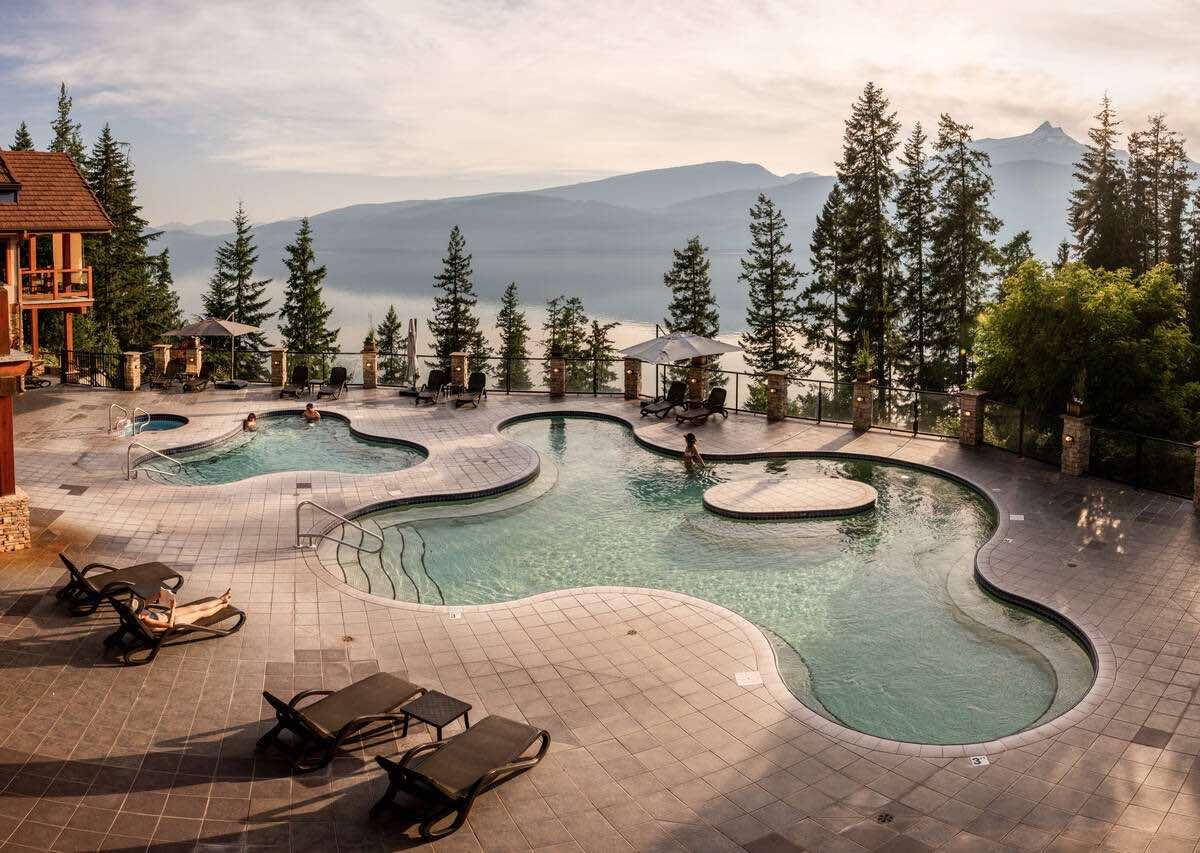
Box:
[393, 526, 444, 605]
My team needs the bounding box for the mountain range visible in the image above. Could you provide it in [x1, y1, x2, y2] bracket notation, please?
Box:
[158, 121, 1092, 346]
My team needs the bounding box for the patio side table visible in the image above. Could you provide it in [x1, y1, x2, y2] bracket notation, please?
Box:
[400, 690, 472, 741]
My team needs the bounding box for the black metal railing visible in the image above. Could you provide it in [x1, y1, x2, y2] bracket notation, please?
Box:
[1091, 427, 1195, 499]
[60, 349, 124, 389]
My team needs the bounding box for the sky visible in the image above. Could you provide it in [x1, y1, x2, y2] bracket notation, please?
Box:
[2, 0, 1199, 226]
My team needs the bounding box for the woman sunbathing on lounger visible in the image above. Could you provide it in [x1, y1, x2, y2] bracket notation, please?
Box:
[134, 587, 233, 633]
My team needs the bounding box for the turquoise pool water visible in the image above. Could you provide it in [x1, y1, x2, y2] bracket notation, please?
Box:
[121, 414, 187, 437]
[342, 417, 1093, 744]
[143, 412, 425, 485]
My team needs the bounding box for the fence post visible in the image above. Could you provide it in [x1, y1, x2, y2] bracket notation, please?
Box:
[504, 357, 511, 394]
[593, 357, 599, 396]
[1193, 442, 1200, 512]
[912, 395, 919, 435]
[766, 370, 788, 422]
[817, 383, 823, 423]
[958, 390, 987, 447]
[734, 373, 739, 412]
[270, 347, 287, 387]
[1017, 407, 1026, 458]
[1060, 411, 1093, 476]
[361, 342, 378, 390]
[852, 377, 874, 432]
[623, 357, 642, 401]
[122, 351, 141, 392]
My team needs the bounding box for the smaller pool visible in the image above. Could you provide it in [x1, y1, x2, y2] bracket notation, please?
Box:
[140, 412, 425, 484]
[121, 414, 188, 437]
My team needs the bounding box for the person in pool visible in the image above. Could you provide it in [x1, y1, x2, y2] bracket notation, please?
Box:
[303, 403, 321, 422]
[683, 432, 704, 468]
[242, 413, 258, 431]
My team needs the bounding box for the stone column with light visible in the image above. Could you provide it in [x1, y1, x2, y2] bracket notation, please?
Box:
[123, 352, 142, 391]
[766, 370, 788, 422]
[852, 378, 874, 432]
[687, 357, 708, 402]
[1060, 412, 1093, 476]
[152, 343, 172, 375]
[549, 354, 566, 398]
[185, 336, 203, 375]
[450, 352, 467, 389]
[361, 342, 378, 390]
[623, 357, 641, 400]
[270, 347, 287, 387]
[0, 286, 31, 552]
[958, 389, 987, 447]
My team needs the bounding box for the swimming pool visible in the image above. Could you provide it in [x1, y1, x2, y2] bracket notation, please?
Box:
[140, 412, 425, 485]
[335, 416, 1092, 745]
[121, 414, 187, 436]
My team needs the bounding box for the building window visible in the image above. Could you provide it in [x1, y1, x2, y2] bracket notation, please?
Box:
[0, 190, 15, 204]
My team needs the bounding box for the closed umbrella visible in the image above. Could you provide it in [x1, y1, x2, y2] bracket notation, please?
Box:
[165, 317, 263, 384]
[406, 318, 418, 386]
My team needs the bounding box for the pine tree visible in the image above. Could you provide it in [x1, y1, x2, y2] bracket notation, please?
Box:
[995, 231, 1035, 298]
[494, 282, 532, 389]
[1069, 95, 1131, 270]
[375, 305, 407, 384]
[1054, 240, 1071, 271]
[49, 83, 86, 166]
[586, 319, 620, 391]
[893, 123, 935, 387]
[927, 113, 1001, 388]
[278, 218, 339, 365]
[140, 250, 183, 346]
[11, 122, 33, 151]
[428, 225, 489, 371]
[738, 194, 806, 376]
[85, 125, 177, 350]
[663, 236, 719, 336]
[801, 182, 851, 383]
[1127, 114, 1193, 273]
[835, 82, 902, 383]
[542, 295, 590, 388]
[202, 202, 274, 379]
[1184, 191, 1200, 339]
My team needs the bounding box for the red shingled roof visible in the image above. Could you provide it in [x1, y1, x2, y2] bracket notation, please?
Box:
[0, 150, 112, 233]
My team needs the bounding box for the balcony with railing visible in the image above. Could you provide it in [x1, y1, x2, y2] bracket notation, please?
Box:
[19, 267, 93, 304]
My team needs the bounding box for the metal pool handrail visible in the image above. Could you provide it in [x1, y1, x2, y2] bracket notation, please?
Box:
[108, 403, 128, 432]
[125, 442, 184, 480]
[295, 499, 384, 555]
[109, 405, 151, 433]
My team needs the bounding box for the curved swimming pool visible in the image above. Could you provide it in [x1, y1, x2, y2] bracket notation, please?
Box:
[336, 416, 1093, 745]
[141, 412, 425, 485]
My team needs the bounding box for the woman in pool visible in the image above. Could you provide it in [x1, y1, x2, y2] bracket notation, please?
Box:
[242, 413, 258, 431]
[303, 403, 321, 422]
[683, 433, 704, 468]
[134, 587, 233, 634]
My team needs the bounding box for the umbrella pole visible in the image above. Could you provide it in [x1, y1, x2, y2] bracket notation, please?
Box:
[231, 335, 236, 381]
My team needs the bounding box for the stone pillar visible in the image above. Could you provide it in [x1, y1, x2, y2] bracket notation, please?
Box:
[687, 357, 708, 402]
[549, 356, 566, 398]
[450, 351, 467, 389]
[361, 344, 378, 390]
[766, 370, 788, 422]
[852, 378, 874, 432]
[0, 488, 30, 553]
[122, 352, 141, 391]
[185, 337, 202, 375]
[270, 347, 287, 387]
[623, 357, 641, 401]
[1061, 414, 1093, 476]
[958, 389, 987, 447]
[152, 343, 171, 374]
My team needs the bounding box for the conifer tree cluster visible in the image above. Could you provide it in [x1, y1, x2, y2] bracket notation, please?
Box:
[540, 295, 619, 390]
[375, 306, 408, 384]
[494, 282, 532, 389]
[427, 225, 490, 371]
[738, 194, 806, 376]
[278, 217, 339, 365]
[202, 202, 273, 379]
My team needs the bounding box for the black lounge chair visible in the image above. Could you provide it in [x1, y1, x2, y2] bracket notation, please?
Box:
[370, 715, 551, 840]
[316, 365, 349, 400]
[147, 358, 186, 391]
[415, 369, 446, 405]
[182, 362, 213, 393]
[641, 380, 687, 419]
[101, 590, 246, 666]
[56, 553, 184, 616]
[675, 387, 728, 424]
[280, 364, 309, 398]
[453, 371, 487, 408]
[258, 672, 427, 771]
[23, 360, 51, 390]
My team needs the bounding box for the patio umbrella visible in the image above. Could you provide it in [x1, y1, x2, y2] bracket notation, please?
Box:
[164, 317, 262, 382]
[619, 332, 740, 365]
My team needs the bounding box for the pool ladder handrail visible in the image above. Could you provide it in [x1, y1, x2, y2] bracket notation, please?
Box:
[109, 404, 151, 434]
[295, 499, 384, 555]
[125, 441, 183, 480]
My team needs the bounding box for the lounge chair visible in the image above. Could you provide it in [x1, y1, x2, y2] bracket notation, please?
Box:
[415, 369, 447, 405]
[675, 387, 728, 424]
[453, 371, 487, 408]
[182, 362, 213, 393]
[147, 358, 186, 391]
[257, 672, 427, 771]
[101, 590, 245, 666]
[280, 364, 310, 399]
[23, 360, 51, 390]
[55, 553, 184, 616]
[641, 380, 687, 419]
[370, 715, 551, 839]
[316, 365, 349, 400]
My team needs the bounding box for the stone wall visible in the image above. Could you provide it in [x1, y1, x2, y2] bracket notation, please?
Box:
[0, 488, 30, 553]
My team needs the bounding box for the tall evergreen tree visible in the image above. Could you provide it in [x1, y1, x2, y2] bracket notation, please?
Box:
[586, 319, 620, 390]
[738, 194, 805, 375]
[1069, 95, 1131, 270]
[893, 123, 935, 387]
[428, 225, 489, 371]
[542, 295, 590, 388]
[927, 113, 1001, 387]
[278, 218, 339, 360]
[494, 282, 532, 389]
[11, 122, 33, 151]
[834, 82, 901, 383]
[995, 231, 1035, 298]
[1053, 240, 1071, 271]
[141, 250, 183, 345]
[202, 202, 274, 378]
[84, 125, 177, 349]
[662, 236, 719, 336]
[1183, 191, 1200, 339]
[1127, 114, 1193, 273]
[801, 182, 851, 383]
[49, 83, 86, 166]
[375, 306, 407, 384]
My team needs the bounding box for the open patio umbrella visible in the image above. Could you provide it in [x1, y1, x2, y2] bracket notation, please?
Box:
[164, 317, 263, 385]
[619, 332, 740, 365]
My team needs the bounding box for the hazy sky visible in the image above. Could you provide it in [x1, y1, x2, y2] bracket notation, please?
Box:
[2, 0, 1197, 225]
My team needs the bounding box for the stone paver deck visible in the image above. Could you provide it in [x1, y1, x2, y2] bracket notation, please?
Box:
[702, 478, 877, 520]
[0, 382, 1195, 853]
